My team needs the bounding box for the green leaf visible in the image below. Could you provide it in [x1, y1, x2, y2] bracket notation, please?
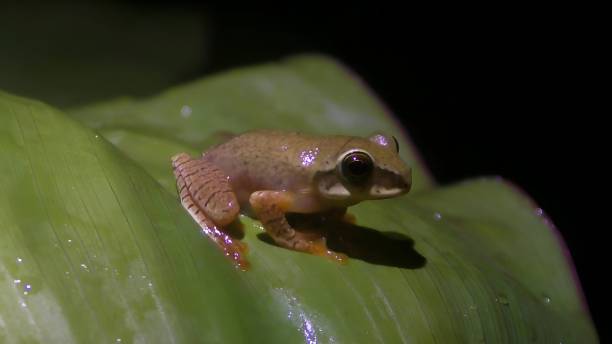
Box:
[1, 55, 597, 343]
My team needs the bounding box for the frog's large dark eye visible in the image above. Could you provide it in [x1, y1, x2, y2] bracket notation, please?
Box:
[341, 151, 374, 184]
[392, 136, 399, 153]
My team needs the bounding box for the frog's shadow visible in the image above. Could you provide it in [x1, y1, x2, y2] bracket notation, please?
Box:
[255, 213, 427, 269]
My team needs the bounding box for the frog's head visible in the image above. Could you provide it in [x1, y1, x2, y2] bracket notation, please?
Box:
[315, 133, 412, 205]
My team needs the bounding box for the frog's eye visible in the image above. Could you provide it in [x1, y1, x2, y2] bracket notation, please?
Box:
[340, 151, 374, 184]
[391, 136, 399, 153]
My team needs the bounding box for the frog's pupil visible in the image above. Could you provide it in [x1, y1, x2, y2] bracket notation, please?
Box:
[342, 152, 373, 183]
[349, 158, 367, 175]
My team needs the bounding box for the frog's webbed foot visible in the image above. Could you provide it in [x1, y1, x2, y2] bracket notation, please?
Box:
[172, 153, 249, 270]
[249, 191, 348, 264]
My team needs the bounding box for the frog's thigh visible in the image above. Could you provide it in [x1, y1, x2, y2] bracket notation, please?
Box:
[249, 191, 309, 249]
[172, 153, 239, 226]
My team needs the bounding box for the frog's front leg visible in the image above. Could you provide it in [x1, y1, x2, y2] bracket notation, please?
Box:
[249, 191, 347, 263]
[172, 153, 249, 270]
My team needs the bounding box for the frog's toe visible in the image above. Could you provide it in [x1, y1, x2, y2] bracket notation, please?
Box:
[218, 237, 250, 271]
[228, 250, 250, 271]
[306, 239, 349, 264]
[236, 240, 249, 254]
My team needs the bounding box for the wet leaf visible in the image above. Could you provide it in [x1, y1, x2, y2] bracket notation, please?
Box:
[0, 56, 597, 342]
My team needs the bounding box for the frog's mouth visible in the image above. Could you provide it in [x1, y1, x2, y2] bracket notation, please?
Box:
[369, 185, 407, 198]
[367, 167, 412, 199]
[315, 166, 411, 201]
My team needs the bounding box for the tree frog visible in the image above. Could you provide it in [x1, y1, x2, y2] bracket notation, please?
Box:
[171, 130, 412, 269]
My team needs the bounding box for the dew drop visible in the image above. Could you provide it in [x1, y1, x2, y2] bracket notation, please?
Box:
[180, 105, 192, 118]
[16, 257, 23, 264]
[24, 284, 32, 293]
[94, 134, 100, 139]
[80, 263, 89, 271]
[13, 279, 21, 284]
[20, 301, 27, 308]
[495, 295, 509, 305]
[116, 338, 122, 343]
[148, 282, 153, 287]
[535, 208, 544, 216]
[543, 295, 552, 304]
[433, 212, 442, 221]
[67, 239, 72, 244]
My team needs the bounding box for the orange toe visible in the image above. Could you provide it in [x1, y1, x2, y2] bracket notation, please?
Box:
[306, 240, 348, 264]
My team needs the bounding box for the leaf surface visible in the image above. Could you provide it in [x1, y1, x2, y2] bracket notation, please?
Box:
[0, 55, 597, 343]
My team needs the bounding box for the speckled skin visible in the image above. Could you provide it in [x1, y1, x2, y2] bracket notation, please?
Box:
[202, 130, 412, 212]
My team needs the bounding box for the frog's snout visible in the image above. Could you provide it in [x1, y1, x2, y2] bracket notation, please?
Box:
[401, 167, 412, 193]
[367, 166, 412, 199]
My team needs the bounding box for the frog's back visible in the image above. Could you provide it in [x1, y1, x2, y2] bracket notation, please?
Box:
[206, 130, 351, 164]
[202, 130, 351, 199]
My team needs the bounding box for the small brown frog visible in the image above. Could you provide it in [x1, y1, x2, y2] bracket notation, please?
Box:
[172, 130, 412, 269]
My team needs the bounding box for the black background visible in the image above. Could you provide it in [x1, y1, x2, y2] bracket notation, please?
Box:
[200, 3, 604, 338]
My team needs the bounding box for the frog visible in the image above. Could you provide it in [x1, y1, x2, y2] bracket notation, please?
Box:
[171, 130, 412, 270]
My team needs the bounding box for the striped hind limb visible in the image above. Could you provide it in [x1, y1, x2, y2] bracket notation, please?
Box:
[172, 153, 249, 270]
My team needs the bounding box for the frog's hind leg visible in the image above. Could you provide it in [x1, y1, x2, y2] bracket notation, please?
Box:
[172, 153, 240, 226]
[249, 191, 347, 263]
[171, 153, 248, 269]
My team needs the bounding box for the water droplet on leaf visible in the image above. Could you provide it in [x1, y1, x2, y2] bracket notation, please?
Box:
[495, 294, 509, 305]
[180, 105, 192, 118]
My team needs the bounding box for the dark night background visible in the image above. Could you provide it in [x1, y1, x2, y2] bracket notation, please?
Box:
[1, 2, 604, 339]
